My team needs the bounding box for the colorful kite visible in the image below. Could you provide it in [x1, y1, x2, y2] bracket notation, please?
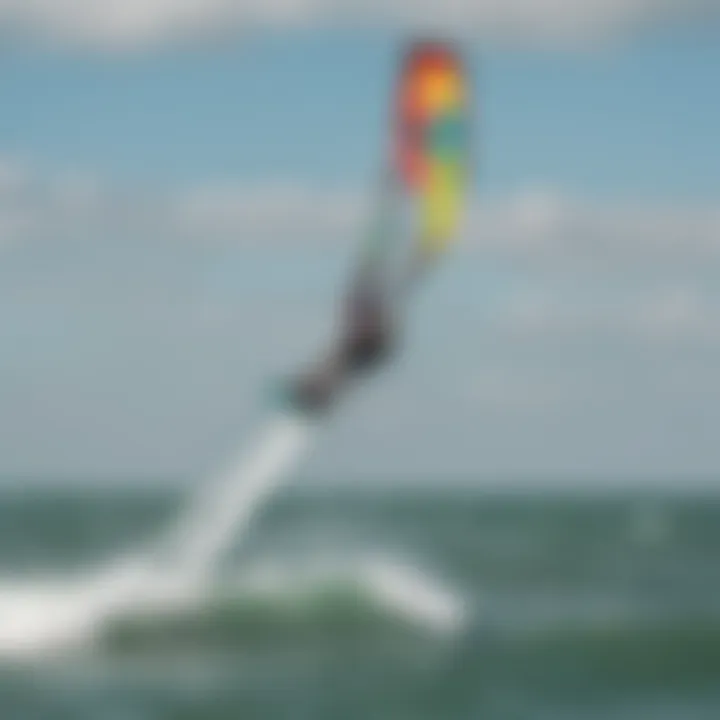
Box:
[284, 39, 472, 416]
[394, 41, 471, 257]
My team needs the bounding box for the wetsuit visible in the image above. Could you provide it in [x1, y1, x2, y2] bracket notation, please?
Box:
[287, 265, 394, 414]
[341, 273, 393, 373]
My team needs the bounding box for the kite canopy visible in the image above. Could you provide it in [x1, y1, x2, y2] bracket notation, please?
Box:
[394, 41, 471, 257]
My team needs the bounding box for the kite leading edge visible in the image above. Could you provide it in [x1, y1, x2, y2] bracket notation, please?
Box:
[283, 39, 472, 416]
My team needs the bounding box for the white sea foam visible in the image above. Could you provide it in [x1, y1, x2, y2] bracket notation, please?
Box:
[0, 412, 315, 658]
[0, 552, 466, 659]
[156, 411, 316, 580]
[0, 410, 465, 660]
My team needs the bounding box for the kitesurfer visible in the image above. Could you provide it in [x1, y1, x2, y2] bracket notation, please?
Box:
[282, 38, 468, 416]
[286, 259, 398, 414]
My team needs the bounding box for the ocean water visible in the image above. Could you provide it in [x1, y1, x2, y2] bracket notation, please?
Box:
[0, 482, 718, 719]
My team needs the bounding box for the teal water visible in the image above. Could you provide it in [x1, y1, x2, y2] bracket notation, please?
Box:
[0, 484, 718, 719]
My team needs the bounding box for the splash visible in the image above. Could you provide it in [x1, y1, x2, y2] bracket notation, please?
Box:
[0, 552, 466, 660]
[0, 412, 317, 659]
[101, 553, 467, 654]
[103, 411, 317, 626]
[155, 411, 316, 580]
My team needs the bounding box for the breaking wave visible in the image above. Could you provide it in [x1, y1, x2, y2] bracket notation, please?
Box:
[0, 553, 467, 661]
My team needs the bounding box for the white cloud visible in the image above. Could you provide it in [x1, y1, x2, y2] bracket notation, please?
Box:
[0, 0, 717, 49]
[0, 159, 30, 195]
[2, 161, 719, 263]
[4, 159, 720, 477]
[496, 285, 720, 343]
[0, 165, 369, 249]
[174, 182, 364, 247]
[0, 163, 117, 248]
[2, 159, 719, 345]
[466, 368, 586, 414]
[629, 286, 720, 341]
[464, 189, 720, 267]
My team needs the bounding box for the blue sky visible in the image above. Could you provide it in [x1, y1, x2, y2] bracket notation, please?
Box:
[1, 29, 718, 198]
[1, 13, 719, 482]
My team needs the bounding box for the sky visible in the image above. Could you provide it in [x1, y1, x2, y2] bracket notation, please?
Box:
[1, 2, 719, 483]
